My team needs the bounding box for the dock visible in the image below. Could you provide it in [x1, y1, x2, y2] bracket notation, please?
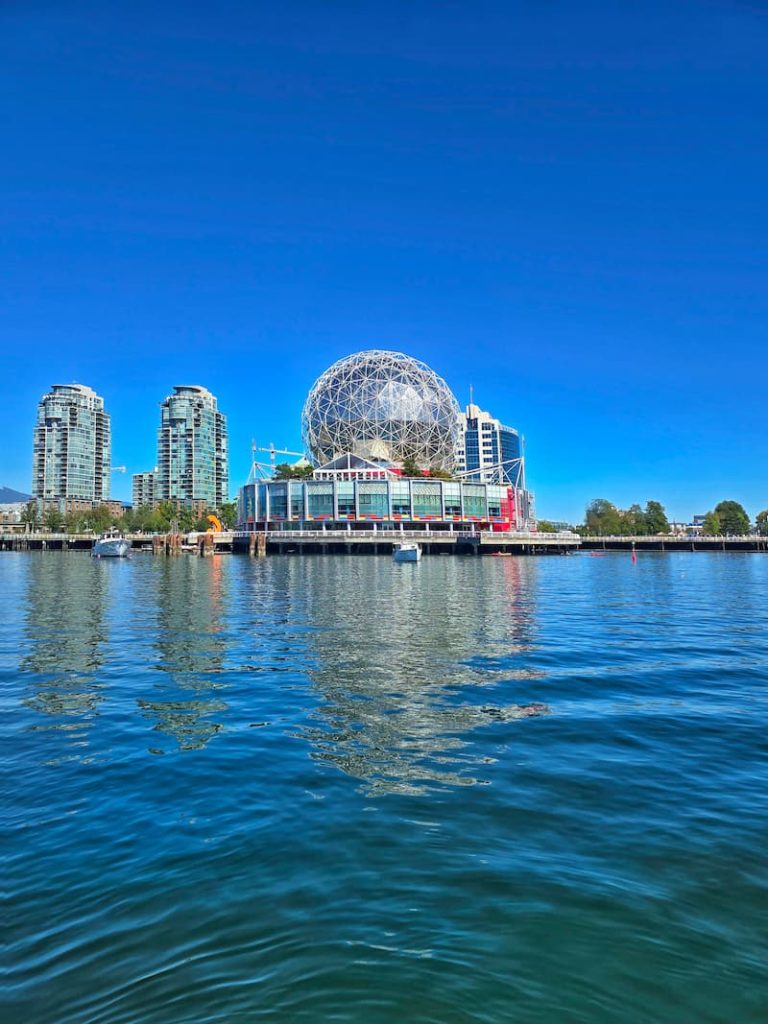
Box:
[232, 528, 580, 556]
[0, 528, 579, 556]
[3, 531, 767, 556]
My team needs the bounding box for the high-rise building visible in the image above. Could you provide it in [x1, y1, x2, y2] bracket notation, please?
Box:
[32, 384, 111, 508]
[456, 402, 524, 487]
[156, 386, 228, 507]
[132, 469, 157, 508]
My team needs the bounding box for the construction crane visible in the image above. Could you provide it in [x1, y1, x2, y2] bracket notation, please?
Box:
[247, 442, 306, 482]
[258, 443, 305, 467]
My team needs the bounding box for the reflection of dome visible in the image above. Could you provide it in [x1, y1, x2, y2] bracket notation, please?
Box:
[301, 350, 461, 469]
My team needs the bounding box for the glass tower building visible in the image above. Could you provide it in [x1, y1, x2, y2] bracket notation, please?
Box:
[32, 383, 111, 507]
[456, 403, 524, 487]
[156, 386, 228, 507]
[132, 470, 157, 508]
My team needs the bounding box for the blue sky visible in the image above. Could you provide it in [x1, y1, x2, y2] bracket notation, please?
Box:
[1, 0, 766, 522]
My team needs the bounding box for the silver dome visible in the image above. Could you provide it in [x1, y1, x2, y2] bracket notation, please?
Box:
[301, 350, 460, 469]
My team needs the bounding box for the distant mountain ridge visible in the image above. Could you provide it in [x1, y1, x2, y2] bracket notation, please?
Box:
[0, 486, 32, 503]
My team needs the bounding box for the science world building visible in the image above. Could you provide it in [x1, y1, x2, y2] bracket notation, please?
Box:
[302, 350, 460, 470]
[238, 350, 533, 531]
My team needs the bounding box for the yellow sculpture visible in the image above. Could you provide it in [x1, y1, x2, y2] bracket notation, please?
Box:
[207, 514, 223, 533]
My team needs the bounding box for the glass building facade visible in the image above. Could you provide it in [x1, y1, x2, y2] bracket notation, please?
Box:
[238, 477, 523, 530]
[156, 386, 228, 507]
[457, 403, 524, 487]
[132, 470, 157, 508]
[32, 384, 111, 508]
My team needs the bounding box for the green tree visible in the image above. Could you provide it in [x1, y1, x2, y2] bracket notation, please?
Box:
[89, 505, 114, 532]
[154, 501, 177, 531]
[713, 500, 750, 536]
[644, 500, 669, 535]
[64, 511, 81, 533]
[702, 511, 721, 536]
[274, 462, 313, 480]
[756, 510, 768, 536]
[584, 499, 622, 536]
[428, 466, 453, 480]
[401, 455, 421, 478]
[177, 507, 199, 533]
[619, 504, 647, 535]
[20, 501, 40, 531]
[43, 506, 64, 532]
[537, 520, 556, 533]
[218, 501, 238, 528]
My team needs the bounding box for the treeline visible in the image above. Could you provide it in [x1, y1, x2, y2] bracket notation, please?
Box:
[577, 498, 767, 537]
[19, 500, 238, 534]
[580, 499, 670, 536]
[273, 459, 454, 480]
[701, 501, 765, 536]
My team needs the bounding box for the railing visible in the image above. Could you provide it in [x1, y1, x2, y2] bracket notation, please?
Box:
[236, 529, 460, 541]
[583, 534, 766, 541]
[232, 528, 579, 542]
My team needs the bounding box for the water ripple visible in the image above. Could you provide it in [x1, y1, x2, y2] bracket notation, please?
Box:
[3, 551, 768, 1022]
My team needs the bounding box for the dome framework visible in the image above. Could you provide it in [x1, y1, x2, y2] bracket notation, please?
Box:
[302, 350, 461, 469]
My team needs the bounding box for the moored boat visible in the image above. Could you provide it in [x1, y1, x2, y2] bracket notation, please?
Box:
[92, 529, 131, 558]
[393, 542, 421, 563]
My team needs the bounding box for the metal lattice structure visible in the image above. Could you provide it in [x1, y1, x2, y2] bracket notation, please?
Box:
[302, 350, 461, 469]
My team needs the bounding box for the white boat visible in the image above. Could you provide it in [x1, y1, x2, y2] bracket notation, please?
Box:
[393, 542, 421, 563]
[92, 529, 131, 558]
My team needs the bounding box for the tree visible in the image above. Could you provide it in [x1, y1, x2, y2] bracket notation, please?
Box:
[154, 501, 177, 531]
[756, 510, 768, 536]
[619, 504, 647, 536]
[428, 466, 453, 480]
[537, 520, 556, 533]
[702, 511, 721, 536]
[43, 506, 64, 532]
[401, 455, 421, 478]
[644, 500, 669, 535]
[584, 499, 622, 536]
[713, 500, 750, 536]
[218, 501, 238, 528]
[64, 511, 82, 533]
[89, 505, 114, 532]
[20, 501, 40, 531]
[274, 462, 313, 480]
[177, 507, 199, 533]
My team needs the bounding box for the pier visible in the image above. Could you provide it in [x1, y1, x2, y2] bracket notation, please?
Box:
[4, 531, 767, 556]
[579, 535, 768, 553]
[0, 528, 579, 556]
[233, 528, 580, 556]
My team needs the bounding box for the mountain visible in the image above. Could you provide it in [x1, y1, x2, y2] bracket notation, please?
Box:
[0, 486, 32, 503]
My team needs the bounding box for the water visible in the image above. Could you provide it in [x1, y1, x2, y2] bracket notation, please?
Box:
[3, 551, 768, 1023]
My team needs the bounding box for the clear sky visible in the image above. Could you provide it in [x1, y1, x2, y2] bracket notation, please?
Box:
[1, 0, 766, 522]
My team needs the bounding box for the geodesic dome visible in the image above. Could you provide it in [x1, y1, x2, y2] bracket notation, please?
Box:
[301, 350, 461, 469]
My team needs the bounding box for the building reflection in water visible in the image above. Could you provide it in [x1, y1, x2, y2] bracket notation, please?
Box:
[294, 555, 542, 795]
[21, 554, 111, 745]
[139, 555, 229, 752]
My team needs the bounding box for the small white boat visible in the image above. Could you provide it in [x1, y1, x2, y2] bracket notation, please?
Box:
[393, 542, 421, 563]
[92, 529, 131, 558]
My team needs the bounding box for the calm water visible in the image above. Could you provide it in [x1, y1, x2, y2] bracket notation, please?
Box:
[3, 551, 768, 1023]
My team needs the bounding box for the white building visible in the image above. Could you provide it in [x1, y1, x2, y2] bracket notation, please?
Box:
[456, 402, 525, 487]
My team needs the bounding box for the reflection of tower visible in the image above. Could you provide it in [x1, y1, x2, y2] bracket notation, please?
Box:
[21, 555, 110, 739]
[294, 556, 540, 794]
[139, 556, 229, 751]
